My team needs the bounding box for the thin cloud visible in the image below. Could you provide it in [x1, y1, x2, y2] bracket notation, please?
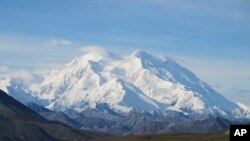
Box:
[81, 45, 106, 52]
[46, 38, 73, 46]
[0, 65, 10, 73]
[0, 68, 35, 85]
[34, 63, 65, 75]
[146, 0, 246, 19]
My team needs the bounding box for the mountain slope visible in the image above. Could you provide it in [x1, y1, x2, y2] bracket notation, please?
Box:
[0, 89, 104, 141]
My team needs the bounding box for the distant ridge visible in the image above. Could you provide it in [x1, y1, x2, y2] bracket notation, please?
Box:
[0, 89, 104, 141]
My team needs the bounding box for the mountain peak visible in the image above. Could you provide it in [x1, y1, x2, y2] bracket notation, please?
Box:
[82, 50, 110, 61]
[77, 47, 121, 63]
[131, 49, 150, 58]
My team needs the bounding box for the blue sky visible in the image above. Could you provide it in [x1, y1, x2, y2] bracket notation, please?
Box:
[0, 0, 250, 105]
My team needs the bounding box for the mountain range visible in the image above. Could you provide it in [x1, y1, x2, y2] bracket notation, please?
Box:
[1, 49, 250, 135]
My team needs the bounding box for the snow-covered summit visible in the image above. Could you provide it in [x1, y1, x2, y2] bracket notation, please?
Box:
[24, 49, 249, 120]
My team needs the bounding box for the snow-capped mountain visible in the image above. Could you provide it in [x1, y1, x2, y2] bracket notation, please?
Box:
[27, 49, 249, 120]
[1, 49, 250, 134]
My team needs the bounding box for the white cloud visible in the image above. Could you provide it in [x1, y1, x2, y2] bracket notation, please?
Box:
[0, 68, 35, 85]
[0, 63, 67, 86]
[81, 45, 108, 55]
[46, 38, 73, 46]
[0, 65, 42, 85]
